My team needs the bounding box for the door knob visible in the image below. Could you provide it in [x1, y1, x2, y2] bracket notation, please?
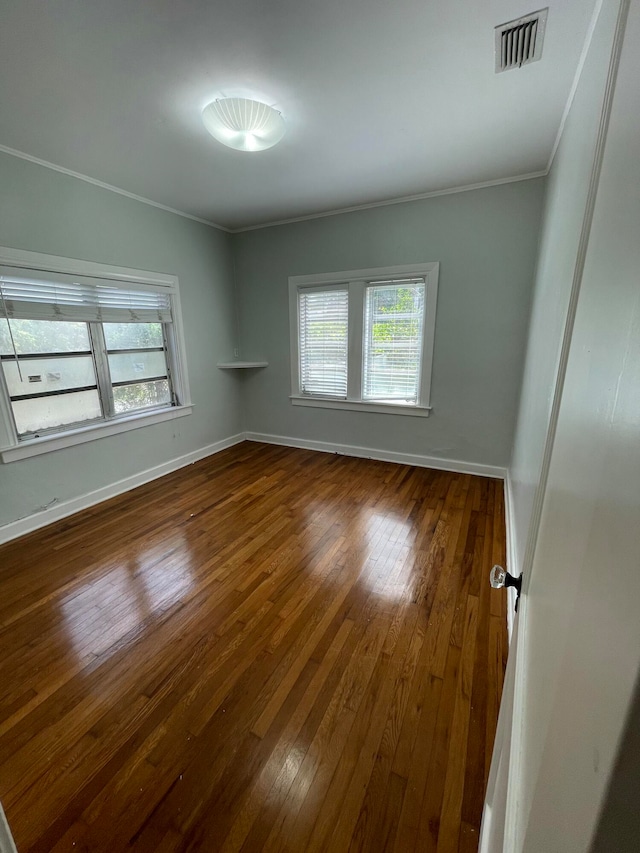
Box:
[490, 565, 522, 610]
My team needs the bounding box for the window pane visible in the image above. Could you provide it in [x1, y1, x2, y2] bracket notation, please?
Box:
[3, 356, 97, 397]
[363, 283, 425, 403]
[0, 319, 90, 355]
[299, 290, 348, 398]
[113, 379, 171, 414]
[103, 322, 163, 350]
[12, 390, 102, 435]
[108, 350, 168, 384]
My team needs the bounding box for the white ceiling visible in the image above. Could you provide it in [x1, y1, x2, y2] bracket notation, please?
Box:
[0, 1, 595, 230]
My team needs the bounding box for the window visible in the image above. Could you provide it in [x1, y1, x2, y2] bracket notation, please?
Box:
[104, 323, 173, 415]
[1, 319, 103, 436]
[289, 263, 438, 416]
[298, 288, 348, 398]
[0, 247, 192, 461]
[363, 280, 425, 404]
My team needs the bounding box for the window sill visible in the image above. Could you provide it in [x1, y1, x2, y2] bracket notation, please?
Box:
[0, 405, 193, 462]
[290, 395, 431, 417]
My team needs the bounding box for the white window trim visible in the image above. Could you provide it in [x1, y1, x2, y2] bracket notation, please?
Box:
[0, 246, 192, 462]
[289, 395, 431, 416]
[289, 262, 439, 416]
[0, 405, 193, 462]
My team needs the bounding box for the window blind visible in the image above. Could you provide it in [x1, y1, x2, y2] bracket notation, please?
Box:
[298, 288, 348, 398]
[0, 268, 172, 323]
[363, 279, 425, 404]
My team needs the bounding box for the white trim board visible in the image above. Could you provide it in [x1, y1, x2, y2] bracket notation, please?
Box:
[245, 432, 507, 480]
[0, 433, 245, 545]
[503, 471, 519, 644]
[0, 244, 179, 286]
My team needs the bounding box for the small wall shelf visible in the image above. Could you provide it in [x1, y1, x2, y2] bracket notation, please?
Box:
[217, 361, 268, 369]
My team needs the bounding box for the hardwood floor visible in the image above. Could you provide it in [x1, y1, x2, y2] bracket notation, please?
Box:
[0, 442, 508, 852]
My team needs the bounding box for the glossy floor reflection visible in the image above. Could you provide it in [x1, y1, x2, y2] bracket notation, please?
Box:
[0, 442, 507, 852]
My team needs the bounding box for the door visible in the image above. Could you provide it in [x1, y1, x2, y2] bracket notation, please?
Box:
[480, 0, 640, 849]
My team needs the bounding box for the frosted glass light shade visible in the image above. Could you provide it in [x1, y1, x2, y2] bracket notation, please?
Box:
[202, 98, 285, 152]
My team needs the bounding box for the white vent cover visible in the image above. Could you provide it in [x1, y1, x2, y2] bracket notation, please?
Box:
[495, 8, 548, 73]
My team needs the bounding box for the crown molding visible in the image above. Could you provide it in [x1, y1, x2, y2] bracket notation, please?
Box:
[0, 142, 549, 236]
[230, 171, 548, 233]
[0, 144, 231, 233]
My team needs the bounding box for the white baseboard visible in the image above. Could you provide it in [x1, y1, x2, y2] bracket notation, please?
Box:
[245, 431, 507, 480]
[504, 471, 519, 643]
[0, 803, 17, 853]
[0, 433, 245, 545]
[1, 430, 508, 546]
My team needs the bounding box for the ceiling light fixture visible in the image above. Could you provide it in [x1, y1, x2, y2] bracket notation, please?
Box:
[202, 97, 285, 152]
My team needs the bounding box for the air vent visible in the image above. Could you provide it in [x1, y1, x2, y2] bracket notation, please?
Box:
[495, 8, 548, 73]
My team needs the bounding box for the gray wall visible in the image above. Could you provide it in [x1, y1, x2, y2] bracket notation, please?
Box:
[508, 0, 622, 572]
[234, 179, 545, 469]
[0, 152, 242, 528]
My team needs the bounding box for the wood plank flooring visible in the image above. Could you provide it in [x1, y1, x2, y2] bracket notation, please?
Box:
[0, 442, 508, 852]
